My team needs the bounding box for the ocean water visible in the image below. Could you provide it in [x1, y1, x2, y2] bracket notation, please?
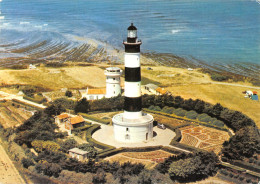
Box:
[0, 0, 259, 74]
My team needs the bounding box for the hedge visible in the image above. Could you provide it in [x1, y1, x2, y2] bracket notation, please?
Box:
[161, 146, 185, 155]
[231, 160, 260, 173]
[144, 108, 194, 123]
[220, 162, 246, 172]
[78, 112, 110, 125]
[23, 95, 46, 104]
[170, 141, 204, 153]
[97, 146, 187, 159]
[97, 148, 122, 158]
[71, 125, 92, 132]
[185, 110, 198, 119]
[12, 99, 43, 111]
[145, 109, 228, 131]
[85, 124, 115, 150]
[172, 128, 182, 142]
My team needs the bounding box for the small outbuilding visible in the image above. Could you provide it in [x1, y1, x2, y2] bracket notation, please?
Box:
[55, 113, 70, 125]
[68, 148, 89, 161]
[28, 64, 36, 69]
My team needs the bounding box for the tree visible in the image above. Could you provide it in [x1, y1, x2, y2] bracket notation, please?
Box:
[65, 90, 73, 97]
[75, 98, 90, 113]
[211, 103, 224, 117]
[194, 99, 205, 113]
[59, 138, 78, 153]
[77, 143, 97, 159]
[32, 140, 60, 153]
[168, 151, 219, 182]
[36, 150, 67, 164]
[21, 158, 35, 168]
[137, 170, 152, 184]
[53, 98, 76, 110]
[35, 161, 62, 177]
[44, 104, 66, 117]
[92, 168, 106, 184]
[221, 126, 260, 160]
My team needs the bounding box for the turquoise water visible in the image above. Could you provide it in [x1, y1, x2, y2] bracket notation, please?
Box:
[0, 0, 259, 70]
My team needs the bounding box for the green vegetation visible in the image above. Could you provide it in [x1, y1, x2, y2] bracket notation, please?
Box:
[23, 95, 47, 104]
[52, 97, 76, 110]
[65, 90, 73, 97]
[79, 112, 110, 125]
[168, 151, 219, 182]
[156, 151, 219, 182]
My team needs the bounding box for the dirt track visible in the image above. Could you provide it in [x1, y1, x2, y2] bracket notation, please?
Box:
[0, 142, 26, 184]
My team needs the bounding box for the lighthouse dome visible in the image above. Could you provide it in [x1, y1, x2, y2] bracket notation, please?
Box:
[127, 23, 137, 30]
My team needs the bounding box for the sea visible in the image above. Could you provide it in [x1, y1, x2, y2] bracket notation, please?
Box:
[0, 0, 259, 77]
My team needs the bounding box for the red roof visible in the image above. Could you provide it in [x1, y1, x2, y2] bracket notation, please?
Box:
[87, 88, 106, 95]
[57, 113, 69, 120]
[70, 115, 85, 125]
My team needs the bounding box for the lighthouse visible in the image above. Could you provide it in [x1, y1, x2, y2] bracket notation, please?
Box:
[112, 23, 153, 143]
[105, 67, 122, 98]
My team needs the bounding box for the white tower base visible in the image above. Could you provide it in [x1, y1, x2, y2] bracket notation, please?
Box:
[113, 113, 153, 143]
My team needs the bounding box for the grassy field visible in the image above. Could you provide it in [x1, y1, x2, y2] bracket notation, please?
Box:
[0, 64, 122, 90]
[141, 66, 260, 127]
[0, 64, 259, 127]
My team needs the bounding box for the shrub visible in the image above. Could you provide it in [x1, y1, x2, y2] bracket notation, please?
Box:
[65, 90, 73, 97]
[52, 98, 76, 110]
[239, 176, 244, 181]
[153, 106, 161, 111]
[32, 140, 60, 153]
[36, 161, 62, 177]
[228, 173, 233, 178]
[246, 178, 252, 183]
[219, 169, 227, 175]
[173, 108, 186, 117]
[212, 120, 225, 127]
[161, 106, 175, 114]
[148, 105, 155, 110]
[185, 110, 198, 119]
[22, 158, 35, 168]
[197, 113, 212, 123]
[23, 95, 47, 104]
[233, 174, 239, 178]
[58, 138, 78, 153]
[249, 158, 254, 163]
[211, 73, 229, 81]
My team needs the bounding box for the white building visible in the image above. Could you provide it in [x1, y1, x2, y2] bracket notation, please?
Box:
[28, 64, 36, 69]
[80, 88, 106, 100]
[105, 67, 122, 98]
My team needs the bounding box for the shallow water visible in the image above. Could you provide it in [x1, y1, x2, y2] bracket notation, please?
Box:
[0, 0, 259, 77]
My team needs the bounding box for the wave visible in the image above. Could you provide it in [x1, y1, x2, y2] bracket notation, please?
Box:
[20, 22, 30, 25]
[171, 29, 180, 34]
[0, 16, 4, 20]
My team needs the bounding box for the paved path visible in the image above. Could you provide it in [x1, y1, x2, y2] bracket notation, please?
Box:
[93, 125, 177, 148]
[211, 82, 260, 90]
[0, 91, 46, 109]
[0, 142, 26, 184]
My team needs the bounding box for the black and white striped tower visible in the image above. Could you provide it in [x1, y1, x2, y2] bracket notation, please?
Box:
[113, 23, 153, 143]
[123, 23, 142, 119]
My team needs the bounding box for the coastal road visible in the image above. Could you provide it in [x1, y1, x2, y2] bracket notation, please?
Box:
[211, 82, 260, 90]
